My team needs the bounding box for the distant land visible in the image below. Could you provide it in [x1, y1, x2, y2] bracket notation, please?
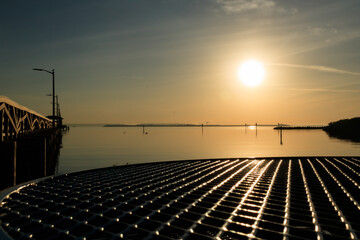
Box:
[67, 120, 360, 144]
[273, 126, 325, 130]
[104, 124, 277, 127]
[324, 117, 360, 142]
[271, 117, 360, 143]
[68, 124, 105, 127]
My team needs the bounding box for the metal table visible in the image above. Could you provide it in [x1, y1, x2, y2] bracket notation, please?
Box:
[1, 157, 360, 239]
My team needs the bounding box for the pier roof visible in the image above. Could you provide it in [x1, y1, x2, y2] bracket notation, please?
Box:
[0, 96, 49, 120]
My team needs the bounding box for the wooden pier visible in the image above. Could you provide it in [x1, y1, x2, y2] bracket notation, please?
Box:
[0, 96, 52, 142]
[0, 96, 61, 189]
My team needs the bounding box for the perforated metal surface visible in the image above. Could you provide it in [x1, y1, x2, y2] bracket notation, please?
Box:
[1, 157, 360, 240]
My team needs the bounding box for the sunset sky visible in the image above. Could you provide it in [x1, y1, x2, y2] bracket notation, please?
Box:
[1, 0, 360, 125]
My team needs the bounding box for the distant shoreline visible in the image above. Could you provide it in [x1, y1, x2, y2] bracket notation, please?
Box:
[273, 126, 325, 130]
[104, 124, 277, 127]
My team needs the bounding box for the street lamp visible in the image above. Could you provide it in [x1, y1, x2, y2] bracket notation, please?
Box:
[33, 68, 55, 128]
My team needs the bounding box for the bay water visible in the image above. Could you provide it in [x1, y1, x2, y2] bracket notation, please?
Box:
[58, 126, 360, 174]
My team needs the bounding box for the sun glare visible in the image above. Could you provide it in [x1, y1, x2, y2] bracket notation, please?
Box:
[238, 60, 265, 87]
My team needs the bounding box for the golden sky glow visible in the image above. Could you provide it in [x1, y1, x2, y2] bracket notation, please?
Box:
[1, 1, 360, 125]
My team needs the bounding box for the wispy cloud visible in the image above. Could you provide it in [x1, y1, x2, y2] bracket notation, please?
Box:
[276, 87, 360, 93]
[216, 0, 276, 13]
[215, 0, 297, 14]
[307, 26, 338, 36]
[275, 31, 360, 59]
[267, 63, 360, 77]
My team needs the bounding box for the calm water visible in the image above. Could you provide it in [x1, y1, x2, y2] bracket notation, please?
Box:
[58, 126, 360, 174]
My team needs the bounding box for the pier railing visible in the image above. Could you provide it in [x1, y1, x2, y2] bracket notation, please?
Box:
[0, 96, 52, 142]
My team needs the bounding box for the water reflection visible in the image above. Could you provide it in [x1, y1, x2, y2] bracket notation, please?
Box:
[59, 126, 360, 174]
[2, 126, 358, 190]
[323, 117, 360, 144]
[279, 129, 283, 145]
[248, 126, 257, 130]
[326, 132, 360, 145]
[0, 130, 63, 191]
[325, 131, 360, 144]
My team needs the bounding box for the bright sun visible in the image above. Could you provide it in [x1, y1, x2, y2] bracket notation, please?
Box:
[238, 60, 265, 87]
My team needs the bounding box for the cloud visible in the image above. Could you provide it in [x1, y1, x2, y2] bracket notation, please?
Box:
[267, 63, 360, 77]
[215, 0, 297, 15]
[307, 26, 338, 36]
[275, 29, 360, 59]
[277, 87, 360, 93]
[216, 0, 276, 13]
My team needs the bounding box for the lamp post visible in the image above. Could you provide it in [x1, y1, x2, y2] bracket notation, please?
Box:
[33, 68, 55, 128]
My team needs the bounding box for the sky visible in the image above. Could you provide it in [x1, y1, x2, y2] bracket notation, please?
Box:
[1, 0, 360, 125]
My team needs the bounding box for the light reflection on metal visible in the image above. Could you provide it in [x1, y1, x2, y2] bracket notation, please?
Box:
[249, 160, 282, 239]
[216, 160, 269, 239]
[329, 158, 360, 190]
[299, 160, 323, 240]
[282, 159, 292, 240]
[307, 159, 357, 239]
[186, 160, 256, 239]
[1, 157, 360, 239]
[321, 158, 360, 207]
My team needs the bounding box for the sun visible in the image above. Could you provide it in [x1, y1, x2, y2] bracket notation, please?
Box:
[238, 60, 265, 87]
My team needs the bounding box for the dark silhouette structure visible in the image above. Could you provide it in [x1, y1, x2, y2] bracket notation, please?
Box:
[324, 117, 360, 142]
[0, 96, 64, 190]
[0, 97, 52, 141]
[0, 129, 63, 190]
[33, 68, 56, 128]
